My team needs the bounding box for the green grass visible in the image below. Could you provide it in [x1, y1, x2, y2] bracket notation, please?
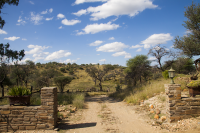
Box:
[72, 93, 85, 109]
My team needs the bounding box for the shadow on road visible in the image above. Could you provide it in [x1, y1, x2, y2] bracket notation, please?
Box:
[57, 122, 97, 130]
[85, 95, 120, 103]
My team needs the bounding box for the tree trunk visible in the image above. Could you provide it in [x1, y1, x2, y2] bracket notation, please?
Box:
[0, 83, 4, 97]
[99, 81, 103, 91]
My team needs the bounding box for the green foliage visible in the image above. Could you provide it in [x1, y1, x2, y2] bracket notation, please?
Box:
[79, 67, 84, 70]
[54, 76, 73, 93]
[69, 69, 74, 75]
[30, 93, 41, 105]
[60, 67, 66, 73]
[125, 55, 151, 86]
[57, 93, 74, 105]
[8, 86, 31, 96]
[0, 0, 19, 28]
[162, 70, 169, 79]
[173, 2, 200, 58]
[72, 93, 85, 109]
[187, 80, 200, 88]
[115, 84, 122, 92]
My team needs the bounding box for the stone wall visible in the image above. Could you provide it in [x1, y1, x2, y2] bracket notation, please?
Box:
[165, 84, 200, 123]
[0, 87, 58, 132]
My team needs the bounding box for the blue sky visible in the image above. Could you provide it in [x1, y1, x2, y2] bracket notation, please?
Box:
[0, 0, 199, 66]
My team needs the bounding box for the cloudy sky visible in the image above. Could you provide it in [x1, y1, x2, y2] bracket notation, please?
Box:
[0, 0, 198, 66]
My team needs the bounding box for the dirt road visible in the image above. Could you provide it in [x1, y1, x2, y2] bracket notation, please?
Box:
[58, 95, 166, 133]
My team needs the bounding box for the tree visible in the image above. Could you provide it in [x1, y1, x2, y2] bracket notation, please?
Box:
[0, 44, 25, 97]
[148, 45, 173, 71]
[125, 55, 151, 86]
[173, 2, 200, 69]
[54, 76, 73, 93]
[0, 0, 19, 28]
[85, 64, 114, 91]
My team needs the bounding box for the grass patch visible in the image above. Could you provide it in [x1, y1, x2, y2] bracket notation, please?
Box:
[0, 98, 8, 105]
[30, 93, 41, 105]
[72, 93, 85, 109]
[158, 95, 166, 102]
[110, 77, 170, 104]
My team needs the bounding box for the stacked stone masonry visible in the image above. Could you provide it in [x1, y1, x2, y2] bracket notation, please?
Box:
[0, 87, 58, 132]
[165, 84, 200, 123]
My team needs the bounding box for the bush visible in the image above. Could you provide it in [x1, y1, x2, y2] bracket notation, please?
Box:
[54, 76, 73, 93]
[73, 93, 85, 109]
[79, 67, 84, 70]
[60, 67, 66, 73]
[162, 70, 169, 79]
[115, 84, 122, 92]
[8, 86, 31, 96]
[57, 93, 74, 105]
[153, 73, 162, 80]
[69, 69, 74, 75]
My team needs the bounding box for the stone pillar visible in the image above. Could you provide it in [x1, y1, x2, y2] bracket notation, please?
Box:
[165, 84, 181, 123]
[40, 87, 58, 129]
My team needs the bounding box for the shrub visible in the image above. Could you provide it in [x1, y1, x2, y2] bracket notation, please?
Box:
[8, 86, 31, 96]
[115, 84, 122, 92]
[54, 76, 73, 93]
[187, 80, 200, 88]
[72, 93, 85, 109]
[69, 69, 74, 75]
[60, 67, 66, 73]
[57, 93, 74, 105]
[162, 70, 169, 79]
[79, 67, 84, 70]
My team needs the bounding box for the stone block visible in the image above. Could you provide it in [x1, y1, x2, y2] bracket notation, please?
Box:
[0, 110, 10, 114]
[190, 102, 200, 106]
[170, 107, 176, 110]
[11, 126, 18, 130]
[19, 126, 26, 130]
[39, 116, 48, 119]
[176, 102, 186, 106]
[26, 126, 36, 130]
[23, 112, 35, 115]
[30, 118, 38, 122]
[191, 106, 200, 109]
[38, 113, 48, 116]
[24, 117, 30, 121]
[176, 87, 182, 91]
[36, 124, 46, 129]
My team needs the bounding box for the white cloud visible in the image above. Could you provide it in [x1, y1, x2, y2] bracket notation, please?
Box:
[112, 51, 131, 58]
[0, 29, 7, 34]
[58, 26, 63, 29]
[49, 8, 53, 13]
[148, 57, 156, 60]
[109, 37, 115, 40]
[45, 50, 72, 61]
[130, 44, 143, 49]
[77, 22, 119, 35]
[73, 9, 87, 16]
[29, 1, 34, 5]
[185, 30, 192, 34]
[46, 17, 53, 21]
[96, 42, 129, 52]
[99, 59, 106, 62]
[22, 38, 27, 41]
[89, 40, 103, 46]
[16, 16, 26, 25]
[141, 33, 173, 49]
[32, 52, 49, 61]
[4, 36, 20, 41]
[30, 12, 43, 25]
[97, 54, 100, 55]
[62, 58, 80, 63]
[74, 0, 107, 5]
[136, 48, 142, 52]
[25, 45, 50, 55]
[41, 10, 48, 14]
[18, 58, 32, 64]
[92, 63, 97, 65]
[57, 13, 65, 19]
[75, 0, 158, 20]
[61, 19, 81, 25]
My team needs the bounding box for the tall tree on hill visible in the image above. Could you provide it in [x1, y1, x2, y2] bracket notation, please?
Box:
[173, 2, 200, 71]
[125, 55, 151, 86]
[85, 64, 114, 91]
[148, 45, 176, 71]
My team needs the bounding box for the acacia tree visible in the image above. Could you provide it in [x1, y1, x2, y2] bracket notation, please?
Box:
[0, 44, 25, 97]
[54, 76, 73, 93]
[85, 64, 114, 91]
[125, 55, 151, 86]
[173, 2, 200, 70]
[148, 44, 176, 71]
